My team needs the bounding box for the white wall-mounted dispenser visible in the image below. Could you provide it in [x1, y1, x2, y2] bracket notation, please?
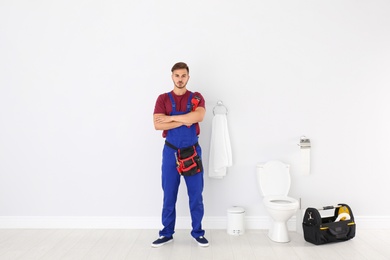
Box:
[299, 136, 311, 175]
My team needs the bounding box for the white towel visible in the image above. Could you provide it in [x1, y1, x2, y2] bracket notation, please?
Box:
[208, 114, 232, 178]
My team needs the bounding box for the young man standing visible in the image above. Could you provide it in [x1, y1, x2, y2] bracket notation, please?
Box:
[152, 62, 208, 247]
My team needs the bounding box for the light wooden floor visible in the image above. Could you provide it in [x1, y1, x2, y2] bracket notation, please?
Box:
[0, 229, 389, 260]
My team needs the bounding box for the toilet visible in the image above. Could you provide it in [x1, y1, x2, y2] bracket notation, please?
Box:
[256, 160, 299, 242]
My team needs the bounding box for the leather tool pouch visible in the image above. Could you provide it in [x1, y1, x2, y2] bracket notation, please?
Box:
[176, 145, 203, 176]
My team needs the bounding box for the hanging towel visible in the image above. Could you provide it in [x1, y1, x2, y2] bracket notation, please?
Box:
[209, 114, 232, 178]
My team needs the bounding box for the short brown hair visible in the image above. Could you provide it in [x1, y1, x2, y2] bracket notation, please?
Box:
[171, 62, 189, 73]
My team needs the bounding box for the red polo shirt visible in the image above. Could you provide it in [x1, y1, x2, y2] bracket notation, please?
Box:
[154, 90, 205, 137]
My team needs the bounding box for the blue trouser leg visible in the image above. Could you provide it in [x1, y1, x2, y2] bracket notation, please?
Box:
[184, 171, 205, 238]
[159, 146, 180, 237]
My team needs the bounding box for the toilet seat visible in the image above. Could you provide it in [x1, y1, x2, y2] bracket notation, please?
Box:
[263, 195, 299, 210]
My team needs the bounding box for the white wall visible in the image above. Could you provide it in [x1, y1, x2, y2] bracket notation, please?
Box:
[1, 0, 389, 227]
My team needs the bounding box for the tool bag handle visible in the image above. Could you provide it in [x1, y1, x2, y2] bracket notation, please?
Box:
[318, 205, 341, 211]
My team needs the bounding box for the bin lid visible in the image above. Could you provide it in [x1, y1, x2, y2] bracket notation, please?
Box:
[228, 206, 245, 213]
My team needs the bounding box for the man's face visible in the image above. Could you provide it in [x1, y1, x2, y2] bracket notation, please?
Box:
[172, 68, 190, 90]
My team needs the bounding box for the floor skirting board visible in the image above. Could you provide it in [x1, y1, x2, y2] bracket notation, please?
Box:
[0, 216, 388, 229]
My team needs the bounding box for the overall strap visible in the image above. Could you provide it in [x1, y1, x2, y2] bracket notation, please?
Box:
[167, 92, 176, 113]
[186, 92, 193, 112]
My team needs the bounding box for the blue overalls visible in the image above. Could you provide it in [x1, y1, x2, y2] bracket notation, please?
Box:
[159, 92, 205, 239]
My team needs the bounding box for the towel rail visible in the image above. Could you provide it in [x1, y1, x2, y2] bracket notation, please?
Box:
[213, 100, 228, 115]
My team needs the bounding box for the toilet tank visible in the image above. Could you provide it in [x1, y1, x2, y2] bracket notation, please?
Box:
[256, 160, 291, 196]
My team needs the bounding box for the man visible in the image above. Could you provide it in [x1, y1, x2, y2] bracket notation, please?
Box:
[152, 62, 208, 247]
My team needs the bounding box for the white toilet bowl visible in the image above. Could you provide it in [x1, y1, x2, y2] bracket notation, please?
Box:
[263, 195, 299, 242]
[257, 161, 299, 242]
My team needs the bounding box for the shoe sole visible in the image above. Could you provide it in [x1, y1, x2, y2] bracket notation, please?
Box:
[194, 238, 209, 247]
[151, 239, 173, 248]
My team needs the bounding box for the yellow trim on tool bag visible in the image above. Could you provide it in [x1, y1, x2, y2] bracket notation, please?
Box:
[320, 221, 355, 230]
[338, 206, 350, 215]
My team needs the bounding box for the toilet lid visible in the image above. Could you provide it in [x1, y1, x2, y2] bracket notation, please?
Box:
[258, 161, 290, 196]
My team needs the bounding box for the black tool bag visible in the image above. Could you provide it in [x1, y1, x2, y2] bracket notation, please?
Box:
[302, 204, 356, 245]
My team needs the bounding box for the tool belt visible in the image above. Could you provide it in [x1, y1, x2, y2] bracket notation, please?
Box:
[165, 141, 203, 176]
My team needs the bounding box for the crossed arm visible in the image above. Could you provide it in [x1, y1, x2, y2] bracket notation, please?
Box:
[153, 107, 206, 131]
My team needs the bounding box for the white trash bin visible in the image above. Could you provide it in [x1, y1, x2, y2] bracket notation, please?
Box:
[227, 206, 245, 235]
